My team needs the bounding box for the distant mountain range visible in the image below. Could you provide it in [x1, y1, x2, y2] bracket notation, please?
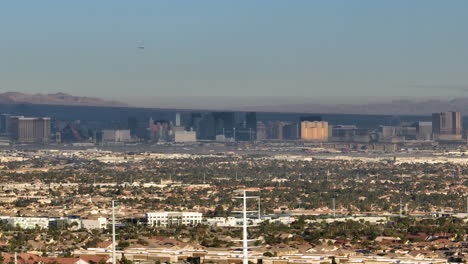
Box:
[0, 92, 467, 116]
[0, 92, 129, 108]
[234, 98, 468, 116]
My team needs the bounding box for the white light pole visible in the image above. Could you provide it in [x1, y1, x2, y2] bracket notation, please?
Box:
[112, 200, 117, 264]
[242, 190, 248, 264]
[332, 198, 336, 218]
[234, 190, 260, 264]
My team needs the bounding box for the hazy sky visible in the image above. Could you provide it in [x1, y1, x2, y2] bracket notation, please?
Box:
[1, 1, 468, 106]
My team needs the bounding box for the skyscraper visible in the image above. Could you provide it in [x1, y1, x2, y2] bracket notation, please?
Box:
[299, 116, 322, 138]
[416, 121, 432, 140]
[269, 121, 286, 140]
[9, 116, 51, 143]
[190, 113, 202, 133]
[0, 114, 10, 135]
[300, 121, 329, 141]
[256, 122, 266, 141]
[432, 111, 462, 140]
[127, 117, 138, 137]
[283, 123, 299, 140]
[246, 112, 257, 141]
[213, 112, 235, 137]
[197, 113, 216, 140]
[175, 112, 181, 127]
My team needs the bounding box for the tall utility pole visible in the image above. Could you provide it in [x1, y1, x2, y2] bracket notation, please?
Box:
[399, 198, 403, 217]
[332, 198, 336, 218]
[258, 197, 261, 220]
[234, 190, 260, 264]
[112, 200, 117, 264]
[242, 190, 248, 264]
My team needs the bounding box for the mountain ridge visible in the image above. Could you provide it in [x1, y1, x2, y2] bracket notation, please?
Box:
[228, 98, 468, 116]
[1, 92, 468, 116]
[0, 92, 129, 107]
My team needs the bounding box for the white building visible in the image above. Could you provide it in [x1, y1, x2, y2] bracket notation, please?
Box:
[146, 212, 202, 227]
[205, 217, 243, 227]
[6, 217, 50, 229]
[102, 130, 132, 142]
[81, 217, 108, 230]
[174, 130, 197, 142]
[263, 216, 296, 225]
[52, 216, 82, 230]
[205, 216, 296, 227]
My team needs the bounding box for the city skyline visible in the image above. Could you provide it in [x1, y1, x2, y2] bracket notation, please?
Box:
[1, 2, 468, 263]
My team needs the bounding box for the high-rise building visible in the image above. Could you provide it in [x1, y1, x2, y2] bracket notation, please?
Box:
[283, 123, 299, 140]
[256, 122, 266, 141]
[381, 126, 397, 139]
[269, 121, 286, 140]
[148, 120, 172, 142]
[34, 118, 51, 143]
[9, 116, 51, 143]
[416, 121, 432, 140]
[175, 112, 181, 127]
[246, 112, 257, 140]
[190, 113, 202, 132]
[197, 113, 216, 140]
[0, 114, 11, 135]
[213, 112, 235, 138]
[299, 116, 322, 138]
[300, 121, 329, 141]
[127, 117, 138, 137]
[330, 125, 371, 142]
[432, 111, 462, 140]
